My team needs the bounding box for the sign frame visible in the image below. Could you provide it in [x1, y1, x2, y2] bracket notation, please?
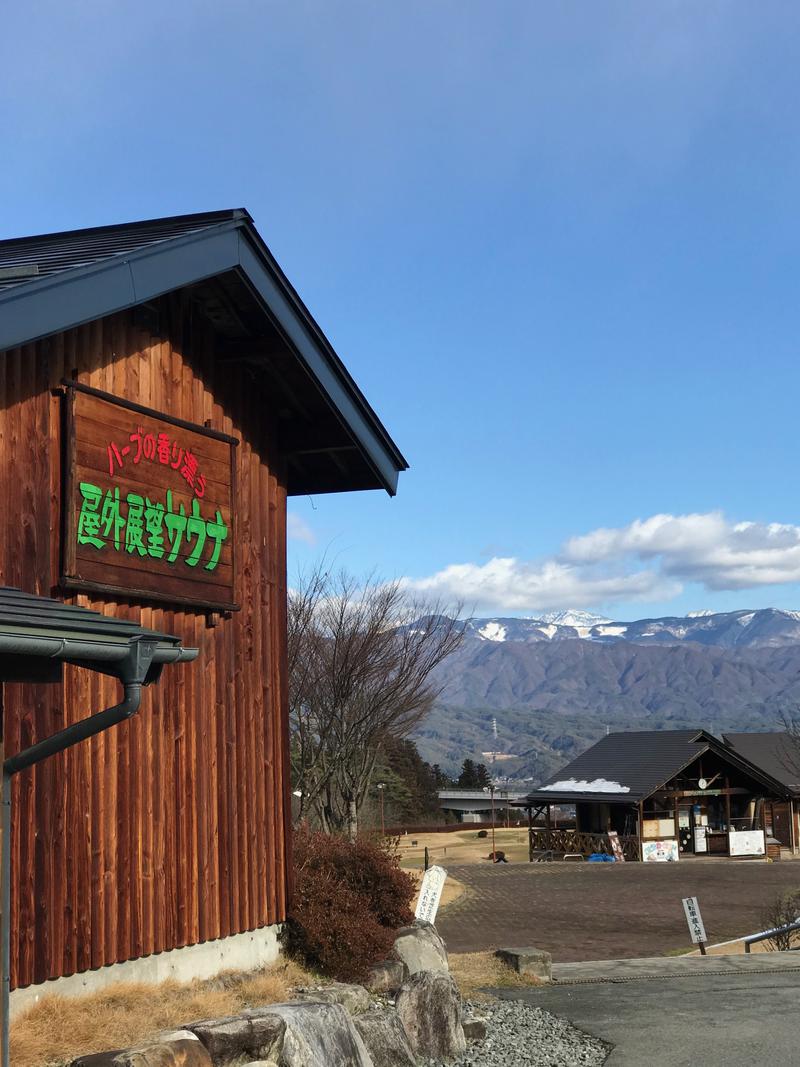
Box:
[682, 895, 707, 951]
[728, 829, 766, 857]
[642, 839, 679, 863]
[415, 864, 448, 925]
[60, 381, 240, 612]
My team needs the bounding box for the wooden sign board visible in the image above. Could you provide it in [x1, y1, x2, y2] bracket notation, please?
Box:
[62, 384, 238, 611]
[607, 830, 626, 862]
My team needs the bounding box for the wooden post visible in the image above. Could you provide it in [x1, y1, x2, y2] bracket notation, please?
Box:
[545, 804, 552, 851]
[638, 801, 644, 861]
[724, 778, 732, 846]
[527, 806, 533, 862]
[674, 794, 680, 849]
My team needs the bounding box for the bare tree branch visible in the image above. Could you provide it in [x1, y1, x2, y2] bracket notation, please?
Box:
[287, 566, 465, 837]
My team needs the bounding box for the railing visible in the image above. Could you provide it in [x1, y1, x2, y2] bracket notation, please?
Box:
[744, 919, 800, 953]
[529, 827, 640, 862]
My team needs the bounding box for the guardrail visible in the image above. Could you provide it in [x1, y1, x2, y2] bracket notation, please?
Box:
[744, 918, 800, 952]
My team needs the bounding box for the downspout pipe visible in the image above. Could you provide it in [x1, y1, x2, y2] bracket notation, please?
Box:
[1, 636, 161, 1067]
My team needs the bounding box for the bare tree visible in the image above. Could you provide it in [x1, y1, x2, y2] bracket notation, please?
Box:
[288, 566, 464, 838]
[759, 889, 800, 951]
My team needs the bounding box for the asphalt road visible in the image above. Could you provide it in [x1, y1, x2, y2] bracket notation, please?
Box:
[498, 972, 800, 1066]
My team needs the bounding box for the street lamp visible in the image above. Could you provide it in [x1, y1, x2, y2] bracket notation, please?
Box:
[483, 782, 496, 861]
[376, 782, 385, 836]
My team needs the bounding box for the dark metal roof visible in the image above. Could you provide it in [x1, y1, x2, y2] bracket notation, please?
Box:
[0, 585, 197, 685]
[516, 729, 790, 806]
[723, 732, 800, 795]
[0, 211, 223, 291]
[0, 209, 408, 496]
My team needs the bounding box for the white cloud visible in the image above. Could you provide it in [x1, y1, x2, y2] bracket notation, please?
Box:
[564, 511, 800, 591]
[287, 512, 316, 546]
[406, 555, 678, 614]
[404, 511, 800, 613]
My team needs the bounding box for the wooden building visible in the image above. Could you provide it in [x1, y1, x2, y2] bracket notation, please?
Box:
[518, 730, 792, 861]
[0, 210, 407, 997]
[722, 732, 800, 853]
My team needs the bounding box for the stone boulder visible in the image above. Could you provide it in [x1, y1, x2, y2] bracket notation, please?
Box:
[186, 1013, 285, 1064]
[364, 959, 407, 994]
[495, 946, 552, 980]
[392, 920, 448, 975]
[291, 981, 371, 1015]
[352, 1008, 416, 1067]
[71, 1034, 213, 1067]
[253, 1002, 374, 1067]
[395, 971, 466, 1061]
[462, 1015, 488, 1041]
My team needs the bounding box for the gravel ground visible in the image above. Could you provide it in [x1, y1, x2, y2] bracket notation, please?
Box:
[425, 1000, 610, 1067]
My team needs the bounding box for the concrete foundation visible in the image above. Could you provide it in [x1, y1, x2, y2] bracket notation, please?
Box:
[9, 923, 282, 1019]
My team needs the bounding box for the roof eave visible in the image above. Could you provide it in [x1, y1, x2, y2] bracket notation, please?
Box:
[0, 217, 407, 496]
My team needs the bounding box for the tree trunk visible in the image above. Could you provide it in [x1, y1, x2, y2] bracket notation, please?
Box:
[347, 797, 359, 841]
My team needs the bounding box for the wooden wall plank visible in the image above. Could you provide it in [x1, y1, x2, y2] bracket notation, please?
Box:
[1, 295, 290, 989]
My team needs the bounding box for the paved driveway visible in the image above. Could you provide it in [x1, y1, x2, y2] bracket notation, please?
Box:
[437, 860, 800, 959]
[499, 972, 800, 1066]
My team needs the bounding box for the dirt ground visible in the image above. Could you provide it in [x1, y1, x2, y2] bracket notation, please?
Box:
[435, 858, 800, 961]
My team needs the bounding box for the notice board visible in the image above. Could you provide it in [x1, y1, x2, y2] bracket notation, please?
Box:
[62, 384, 238, 610]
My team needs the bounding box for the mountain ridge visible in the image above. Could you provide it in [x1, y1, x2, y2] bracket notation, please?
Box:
[414, 607, 800, 780]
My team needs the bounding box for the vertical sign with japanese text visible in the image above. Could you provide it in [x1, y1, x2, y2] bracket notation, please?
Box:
[682, 896, 707, 945]
[62, 385, 238, 610]
[415, 865, 448, 925]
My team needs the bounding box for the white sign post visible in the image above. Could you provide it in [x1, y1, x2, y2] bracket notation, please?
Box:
[682, 896, 708, 955]
[415, 865, 448, 925]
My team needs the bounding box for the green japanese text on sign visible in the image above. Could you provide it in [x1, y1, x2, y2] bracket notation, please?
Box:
[77, 483, 228, 571]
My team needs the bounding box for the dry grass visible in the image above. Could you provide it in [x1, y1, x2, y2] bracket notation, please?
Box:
[448, 951, 545, 1002]
[11, 959, 313, 1067]
[398, 827, 530, 870]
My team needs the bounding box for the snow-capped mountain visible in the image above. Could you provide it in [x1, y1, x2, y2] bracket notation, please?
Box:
[537, 610, 612, 628]
[416, 607, 800, 780]
[464, 607, 800, 649]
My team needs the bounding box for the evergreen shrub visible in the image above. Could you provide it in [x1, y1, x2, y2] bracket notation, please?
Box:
[282, 825, 416, 981]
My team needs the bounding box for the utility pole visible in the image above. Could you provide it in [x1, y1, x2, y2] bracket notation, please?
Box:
[484, 781, 496, 860]
[377, 782, 385, 836]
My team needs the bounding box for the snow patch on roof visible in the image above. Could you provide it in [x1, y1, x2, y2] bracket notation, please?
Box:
[478, 621, 507, 642]
[541, 777, 630, 794]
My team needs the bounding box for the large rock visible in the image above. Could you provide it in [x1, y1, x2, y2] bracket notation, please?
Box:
[291, 981, 371, 1015]
[352, 1008, 416, 1067]
[395, 971, 466, 1061]
[250, 1002, 374, 1067]
[364, 960, 407, 994]
[186, 1013, 285, 1064]
[71, 1034, 213, 1067]
[392, 920, 448, 975]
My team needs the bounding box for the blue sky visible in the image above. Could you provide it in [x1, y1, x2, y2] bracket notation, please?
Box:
[4, 2, 800, 619]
